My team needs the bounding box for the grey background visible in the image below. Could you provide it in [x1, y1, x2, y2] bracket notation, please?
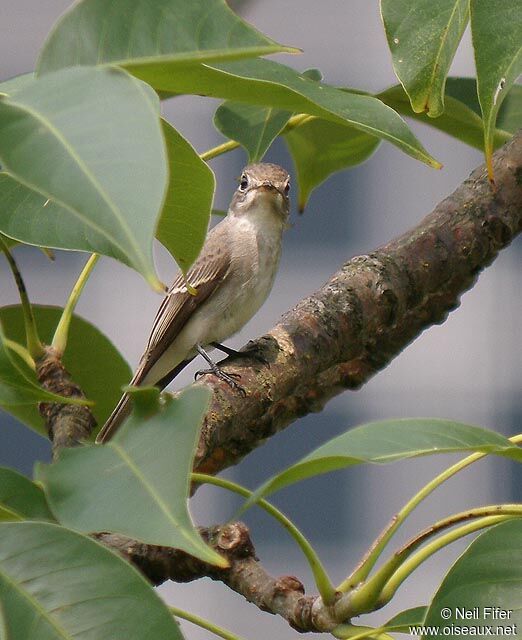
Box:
[1, 2, 521, 638]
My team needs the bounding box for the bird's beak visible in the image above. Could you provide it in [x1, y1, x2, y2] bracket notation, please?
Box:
[256, 181, 285, 197]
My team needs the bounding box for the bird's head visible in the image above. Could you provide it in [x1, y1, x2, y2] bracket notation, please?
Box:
[230, 163, 290, 220]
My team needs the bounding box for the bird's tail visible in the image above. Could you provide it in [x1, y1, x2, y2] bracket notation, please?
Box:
[95, 393, 132, 443]
[95, 357, 194, 444]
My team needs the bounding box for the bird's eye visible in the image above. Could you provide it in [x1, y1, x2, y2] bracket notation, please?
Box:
[284, 182, 290, 194]
[239, 174, 248, 191]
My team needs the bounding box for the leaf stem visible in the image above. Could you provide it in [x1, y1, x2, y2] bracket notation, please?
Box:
[4, 338, 35, 370]
[199, 113, 316, 162]
[485, 143, 495, 185]
[397, 503, 522, 557]
[0, 237, 44, 359]
[52, 253, 99, 355]
[347, 506, 522, 614]
[192, 472, 336, 604]
[376, 515, 512, 608]
[200, 139, 240, 161]
[340, 434, 522, 591]
[332, 623, 394, 640]
[169, 605, 247, 640]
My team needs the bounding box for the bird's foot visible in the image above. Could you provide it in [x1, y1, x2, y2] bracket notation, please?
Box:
[196, 343, 247, 395]
[195, 365, 246, 396]
[211, 340, 269, 367]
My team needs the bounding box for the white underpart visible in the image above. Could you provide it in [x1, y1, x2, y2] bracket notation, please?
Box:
[142, 191, 285, 385]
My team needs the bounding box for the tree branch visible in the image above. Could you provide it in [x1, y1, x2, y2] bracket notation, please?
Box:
[94, 523, 344, 632]
[193, 130, 522, 476]
[36, 346, 96, 458]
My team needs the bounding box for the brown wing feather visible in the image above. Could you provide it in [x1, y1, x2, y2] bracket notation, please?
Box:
[133, 224, 231, 384]
[96, 224, 231, 443]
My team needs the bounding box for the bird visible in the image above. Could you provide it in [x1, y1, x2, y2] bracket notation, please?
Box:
[96, 162, 291, 443]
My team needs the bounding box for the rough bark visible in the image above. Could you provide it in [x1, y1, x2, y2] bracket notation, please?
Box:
[36, 346, 96, 458]
[94, 524, 345, 632]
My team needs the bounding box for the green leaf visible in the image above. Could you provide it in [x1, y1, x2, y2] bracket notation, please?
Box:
[125, 386, 163, 418]
[495, 84, 522, 134]
[37, 0, 296, 75]
[334, 607, 428, 639]
[214, 102, 292, 162]
[284, 119, 380, 211]
[302, 68, 323, 82]
[378, 83, 511, 151]
[444, 77, 482, 114]
[157, 121, 215, 273]
[0, 521, 184, 639]
[385, 606, 428, 631]
[0, 323, 79, 413]
[0, 305, 131, 435]
[0, 66, 167, 290]
[0, 72, 34, 97]
[381, 0, 469, 117]
[470, 0, 522, 177]
[128, 58, 441, 168]
[423, 519, 522, 637]
[39, 387, 226, 566]
[445, 77, 522, 137]
[246, 418, 522, 503]
[212, 70, 326, 167]
[0, 467, 54, 522]
[0, 233, 18, 251]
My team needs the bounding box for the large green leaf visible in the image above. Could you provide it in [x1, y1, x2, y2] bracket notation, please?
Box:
[470, 0, 522, 175]
[381, 0, 469, 117]
[0, 467, 54, 522]
[39, 387, 226, 566]
[157, 121, 215, 273]
[285, 119, 380, 211]
[379, 84, 511, 151]
[37, 0, 296, 75]
[423, 519, 522, 638]
[214, 102, 292, 162]
[0, 521, 183, 639]
[212, 70, 322, 165]
[0, 66, 167, 289]
[334, 606, 428, 639]
[246, 419, 522, 503]
[128, 58, 440, 168]
[0, 305, 131, 435]
[0, 323, 79, 414]
[0, 72, 34, 96]
[384, 607, 428, 631]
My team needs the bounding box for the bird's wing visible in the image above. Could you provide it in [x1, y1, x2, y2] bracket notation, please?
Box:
[133, 225, 232, 384]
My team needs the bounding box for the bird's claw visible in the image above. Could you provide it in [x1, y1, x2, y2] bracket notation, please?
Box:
[211, 341, 269, 367]
[195, 366, 246, 396]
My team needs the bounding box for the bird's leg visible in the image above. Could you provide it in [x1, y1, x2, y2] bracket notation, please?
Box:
[195, 344, 246, 396]
[210, 342, 243, 358]
[210, 341, 269, 366]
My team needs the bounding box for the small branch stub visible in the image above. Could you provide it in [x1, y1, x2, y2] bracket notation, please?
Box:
[36, 346, 96, 457]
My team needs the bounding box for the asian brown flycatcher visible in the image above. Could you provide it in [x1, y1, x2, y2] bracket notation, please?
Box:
[96, 163, 290, 442]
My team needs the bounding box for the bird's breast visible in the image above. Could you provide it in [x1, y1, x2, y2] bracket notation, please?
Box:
[209, 214, 283, 340]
